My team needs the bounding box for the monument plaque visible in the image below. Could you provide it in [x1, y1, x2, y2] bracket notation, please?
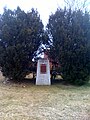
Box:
[36, 58, 51, 85]
[40, 64, 46, 74]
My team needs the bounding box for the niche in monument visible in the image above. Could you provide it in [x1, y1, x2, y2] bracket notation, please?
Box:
[36, 58, 51, 85]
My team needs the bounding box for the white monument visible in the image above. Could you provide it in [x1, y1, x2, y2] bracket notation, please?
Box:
[36, 58, 51, 85]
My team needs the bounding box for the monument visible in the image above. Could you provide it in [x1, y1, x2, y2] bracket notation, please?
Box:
[36, 58, 51, 85]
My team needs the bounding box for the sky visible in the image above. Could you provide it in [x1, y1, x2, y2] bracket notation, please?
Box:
[0, 0, 65, 26]
[0, 0, 90, 26]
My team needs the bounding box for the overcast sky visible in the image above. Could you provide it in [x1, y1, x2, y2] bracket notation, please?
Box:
[0, 0, 90, 26]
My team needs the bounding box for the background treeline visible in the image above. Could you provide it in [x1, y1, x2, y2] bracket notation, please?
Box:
[0, 7, 90, 85]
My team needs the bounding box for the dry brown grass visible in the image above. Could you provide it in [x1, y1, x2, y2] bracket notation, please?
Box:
[0, 72, 90, 120]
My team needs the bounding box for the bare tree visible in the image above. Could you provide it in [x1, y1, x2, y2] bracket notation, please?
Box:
[64, 0, 90, 10]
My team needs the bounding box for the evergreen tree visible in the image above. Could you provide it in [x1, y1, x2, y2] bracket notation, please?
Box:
[0, 7, 48, 81]
[47, 8, 90, 85]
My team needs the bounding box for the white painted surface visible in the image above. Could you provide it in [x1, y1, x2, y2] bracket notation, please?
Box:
[36, 59, 51, 85]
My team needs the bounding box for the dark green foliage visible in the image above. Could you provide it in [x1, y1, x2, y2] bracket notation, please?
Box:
[47, 8, 90, 85]
[0, 7, 47, 81]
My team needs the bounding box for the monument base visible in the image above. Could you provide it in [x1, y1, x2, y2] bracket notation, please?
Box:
[36, 59, 51, 85]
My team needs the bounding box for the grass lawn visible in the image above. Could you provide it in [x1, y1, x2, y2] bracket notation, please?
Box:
[0, 72, 90, 120]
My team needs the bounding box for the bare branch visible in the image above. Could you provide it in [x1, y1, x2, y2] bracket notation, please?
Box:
[64, 0, 89, 9]
[83, 0, 87, 8]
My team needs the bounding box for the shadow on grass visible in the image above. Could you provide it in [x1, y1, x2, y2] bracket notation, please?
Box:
[21, 78, 36, 84]
[10, 78, 64, 85]
[51, 79, 65, 85]
[3, 77, 90, 88]
[15, 78, 64, 85]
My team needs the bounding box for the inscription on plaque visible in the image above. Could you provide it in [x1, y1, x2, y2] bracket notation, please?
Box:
[40, 64, 46, 74]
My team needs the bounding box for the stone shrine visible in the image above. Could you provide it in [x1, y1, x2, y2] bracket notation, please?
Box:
[36, 58, 51, 85]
